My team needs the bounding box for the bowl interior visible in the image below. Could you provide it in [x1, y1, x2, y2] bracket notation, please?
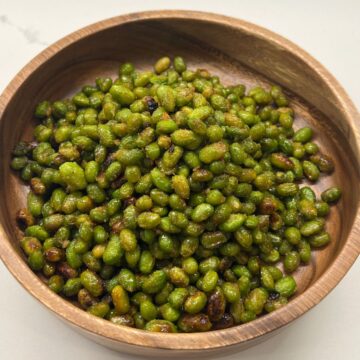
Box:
[0, 13, 359, 354]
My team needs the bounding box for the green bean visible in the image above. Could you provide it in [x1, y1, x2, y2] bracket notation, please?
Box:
[115, 148, 144, 166]
[202, 270, 219, 292]
[199, 256, 220, 274]
[119, 229, 137, 252]
[48, 275, 64, 293]
[191, 204, 214, 223]
[260, 267, 275, 290]
[178, 313, 211, 332]
[145, 319, 177, 333]
[160, 303, 180, 322]
[171, 175, 190, 199]
[293, 127, 313, 143]
[157, 85, 176, 112]
[62, 278, 82, 297]
[300, 219, 325, 237]
[27, 191, 44, 217]
[161, 145, 183, 169]
[310, 153, 334, 173]
[154, 57, 171, 74]
[169, 267, 189, 287]
[180, 237, 199, 257]
[28, 249, 45, 271]
[283, 251, 301, 273]
[87, 302, 110, 318]
[298, 240, 312, 263]
[244, 288, 268, 315]
[222, 282, 240, 303]
[171, 129, 201, 150]
[201, 231, 227, 249]
[275, 276, 297, 297]
[199, 142, 228, 164]
[103, 234, 123, 266]
[219, 214, 246, 232]
[284, 227, 301, 245]
[238, 276, 251, 297]
[140, 300, 158, 321]
[80, 269, 103, 297]
[150, 168, 172, 193]
[110, 85, 135, 105]
[298, 199, 318, 220]
[276, 183, 299, 197]
[321, 187, 342, 203]
[142, 270, 167, 294]
[155, 282, 174, 305]
[303, 160, 320, 182]
[59, 162, 87, 191]
[309, 232, 331, 248]
[112, 285, 130, 314]
[184, 291, 207, 314]
[137, 212, 161, 229]
[206, 287, 226, 322]
[270, 153, 294, 170]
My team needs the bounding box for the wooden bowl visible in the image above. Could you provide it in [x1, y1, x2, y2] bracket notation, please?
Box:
[0, 10, 359, 357]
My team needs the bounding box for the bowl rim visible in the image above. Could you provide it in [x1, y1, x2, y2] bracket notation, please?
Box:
[0, 10, 360, 351]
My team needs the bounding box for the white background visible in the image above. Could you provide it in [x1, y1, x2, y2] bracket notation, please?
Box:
[0, 1, 359, 359]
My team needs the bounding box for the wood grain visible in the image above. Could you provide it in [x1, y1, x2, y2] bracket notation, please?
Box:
[0, 10, 359, 357]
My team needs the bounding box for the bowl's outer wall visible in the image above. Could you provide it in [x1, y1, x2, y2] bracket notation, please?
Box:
[0, 11, 359, 356]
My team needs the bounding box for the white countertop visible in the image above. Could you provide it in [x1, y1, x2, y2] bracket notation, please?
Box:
[0, 1, 359, 359]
